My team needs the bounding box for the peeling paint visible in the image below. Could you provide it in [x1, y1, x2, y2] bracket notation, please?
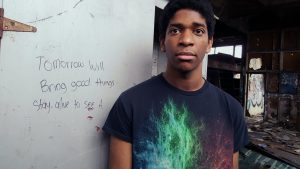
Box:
[247, 74, 265, 116]
[249, 58, 262, 70]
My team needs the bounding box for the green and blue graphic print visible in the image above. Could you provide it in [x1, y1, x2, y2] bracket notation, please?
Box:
[134, 99, 204, 169]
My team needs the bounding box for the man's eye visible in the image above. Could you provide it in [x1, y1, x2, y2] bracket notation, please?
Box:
[194, 29, 205, 35]
[169, 28, 180, 34]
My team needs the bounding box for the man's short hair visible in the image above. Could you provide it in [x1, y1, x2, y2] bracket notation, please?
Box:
[159, 0, 216, 40]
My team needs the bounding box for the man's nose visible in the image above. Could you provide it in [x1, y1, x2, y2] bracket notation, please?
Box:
[179, 30, 194, 46]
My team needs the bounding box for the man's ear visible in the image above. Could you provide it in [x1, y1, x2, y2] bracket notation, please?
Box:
[206, 37, 213, 53]
[160, 38, 166, 52]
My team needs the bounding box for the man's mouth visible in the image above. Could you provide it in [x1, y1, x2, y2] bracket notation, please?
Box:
[175, 52, 196, 60]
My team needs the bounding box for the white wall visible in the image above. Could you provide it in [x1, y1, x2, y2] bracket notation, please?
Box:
[0, 0, 155, 169]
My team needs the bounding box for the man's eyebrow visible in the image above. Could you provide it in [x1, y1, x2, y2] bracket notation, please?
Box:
[192, 22, 206, 28]
[168, 22, 206, 28]
[168, 23, 184, 28]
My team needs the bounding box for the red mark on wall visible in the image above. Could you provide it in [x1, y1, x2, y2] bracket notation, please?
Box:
[96, 126, 101, 132]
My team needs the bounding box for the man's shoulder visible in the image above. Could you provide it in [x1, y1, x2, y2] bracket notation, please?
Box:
[206, 82, 242, 110]
[120, 74, 163, 99]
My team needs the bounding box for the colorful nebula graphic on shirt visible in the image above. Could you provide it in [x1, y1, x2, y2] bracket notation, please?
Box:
[134, 99, 204, 169]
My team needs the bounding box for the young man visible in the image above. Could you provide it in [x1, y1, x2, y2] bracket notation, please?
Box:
[102, 0, 249, 168]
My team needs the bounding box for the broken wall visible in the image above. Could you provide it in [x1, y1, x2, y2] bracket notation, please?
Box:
[246, 28, 300, 130]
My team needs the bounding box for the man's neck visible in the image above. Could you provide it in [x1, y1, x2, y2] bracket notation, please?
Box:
[163, 67, 204, 92]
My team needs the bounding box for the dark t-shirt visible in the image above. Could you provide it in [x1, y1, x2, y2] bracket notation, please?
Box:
[103, 74, 249, 169]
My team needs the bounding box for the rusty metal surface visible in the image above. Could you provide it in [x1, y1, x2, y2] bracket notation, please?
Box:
[283, 28, 300, 50]
[0, 8, 3, 38]
[2, 17, 37, 32]
[282, 53, 300, 71]
[266, 73, 279, 93]
[265, 94, 278, 121]
[248, 31, 277, 51]
[0, 8, 37, 39]
[280, 73, 298, 94]
[298, 75, 300, 94]
[278, 96, 293, 123]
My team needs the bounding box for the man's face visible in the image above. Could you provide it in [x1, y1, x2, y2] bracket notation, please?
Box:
[161, 9, 213, 73]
